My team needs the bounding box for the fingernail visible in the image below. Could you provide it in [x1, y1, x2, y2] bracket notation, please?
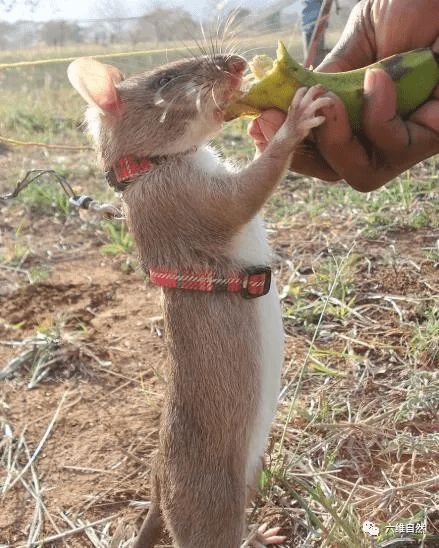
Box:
[364, 68, 378, 93]
[363, 68, 379, 104]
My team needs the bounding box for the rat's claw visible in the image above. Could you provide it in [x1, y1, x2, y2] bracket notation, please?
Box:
[242, 524, 287, 547]
[255, 524, 287, 546]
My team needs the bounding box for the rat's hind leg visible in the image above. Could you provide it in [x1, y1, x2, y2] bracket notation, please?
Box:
[164, 492, 245, 548]
[133, 474, 164, 548]
[133, 503, 163, 548]
[242, 460, 286, 547]
[161, 452, 247, 548]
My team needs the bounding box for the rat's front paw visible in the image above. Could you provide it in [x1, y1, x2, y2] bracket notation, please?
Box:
[241, 523, 287, 548]
[284, 85, 333, 143]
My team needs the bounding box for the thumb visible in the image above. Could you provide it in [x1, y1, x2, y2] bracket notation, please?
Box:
[248, 109, 286, 151]
[362, 67, 410, 151]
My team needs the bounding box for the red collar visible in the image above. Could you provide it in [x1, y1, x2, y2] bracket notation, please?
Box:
[149, 266, 271, 299]
[105, 154, 154, 191]
[105, 147, 198, 192]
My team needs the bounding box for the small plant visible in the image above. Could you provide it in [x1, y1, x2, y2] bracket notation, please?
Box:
[283, 252, 360, 332]
[0, 222, 29, 266]
[394, 371, 439, 422]
[0, 314, 102, 388]
[16, 179, 71, 219]
[100, 220, 135, 256]
[411, 305, 439, 366]
[28, 265, 51, 285]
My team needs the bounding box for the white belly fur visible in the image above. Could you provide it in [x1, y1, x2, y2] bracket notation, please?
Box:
[194, 147, 284, 487]
[228, 216, 284, 489]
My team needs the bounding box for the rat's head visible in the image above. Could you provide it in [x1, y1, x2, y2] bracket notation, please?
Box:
[68, 54, 246, 164]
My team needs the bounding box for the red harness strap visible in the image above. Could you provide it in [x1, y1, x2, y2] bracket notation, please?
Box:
[105, 154, 154, 191]
[105, 148, 197, 192]
[149, 266, 271, 299]
[112, 154, 153, 182]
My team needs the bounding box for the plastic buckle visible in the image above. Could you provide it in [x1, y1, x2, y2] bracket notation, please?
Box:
[241, 266, 272, 299]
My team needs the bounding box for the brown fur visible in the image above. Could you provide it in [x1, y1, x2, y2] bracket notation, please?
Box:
[122, 156, 263, 546]
[86, 55, 241, 164]
[68, 52, 332, 547]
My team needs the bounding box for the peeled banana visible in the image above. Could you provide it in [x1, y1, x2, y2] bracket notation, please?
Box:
[225, 41, 439, 132]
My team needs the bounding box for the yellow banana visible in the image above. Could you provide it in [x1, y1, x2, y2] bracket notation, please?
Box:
[225, 41, 439, 132]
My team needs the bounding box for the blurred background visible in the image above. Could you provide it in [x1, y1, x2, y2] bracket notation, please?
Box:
[0, 0, 358, 52]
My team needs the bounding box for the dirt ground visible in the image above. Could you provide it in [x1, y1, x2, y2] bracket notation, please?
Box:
[1, 145, 439, 548]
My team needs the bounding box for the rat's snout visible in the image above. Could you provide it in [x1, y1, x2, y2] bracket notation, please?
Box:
[227, 56, 247, 76]
[224, 56, 247, 94]
[201, 54, 248, 120]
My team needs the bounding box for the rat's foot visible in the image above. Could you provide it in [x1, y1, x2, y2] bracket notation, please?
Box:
[241, 523, 287, 548]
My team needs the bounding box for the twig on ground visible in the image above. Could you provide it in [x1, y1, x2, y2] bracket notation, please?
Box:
[61, 513, 106, 548]
[2, 426, 27, 493]
[17, 515, 119, 547]
[62, 465, 118, 474]
[23, 440, 44, 547]
[6, 438, 62, 541]
[353, 474, 439, 508]
[3, 392, 67, 493]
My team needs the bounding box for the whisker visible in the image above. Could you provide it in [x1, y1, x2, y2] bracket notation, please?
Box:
[237, 46, 273, 58]
[154, 74, 188, 107]
[210, 81, 222, 111]
[199, 19, 211, 58]
[196, 85, 204, 113]
[220, 8, 239, 53]
[189, 81, 215, 113]
[178, 42, 203, 62]
[193, 36, 209, 58]
[159, 94, 181, 123]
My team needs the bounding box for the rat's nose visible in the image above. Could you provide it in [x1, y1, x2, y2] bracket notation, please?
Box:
[227, 56, 247, 75]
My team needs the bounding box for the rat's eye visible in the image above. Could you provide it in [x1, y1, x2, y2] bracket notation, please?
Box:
[158, 76, 172, 87]
[151, 75, 174, 90]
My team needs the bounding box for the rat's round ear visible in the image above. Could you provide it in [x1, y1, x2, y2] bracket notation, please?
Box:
[67, 58, 125, 117]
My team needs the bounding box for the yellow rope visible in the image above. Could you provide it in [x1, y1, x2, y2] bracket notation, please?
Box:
[0, 33, 283, 70]
[0, 45, 189, 70]
[0, 135, 92, 150]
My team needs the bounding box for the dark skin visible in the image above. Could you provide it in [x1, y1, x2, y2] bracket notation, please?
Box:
[248, 0, 439, 191]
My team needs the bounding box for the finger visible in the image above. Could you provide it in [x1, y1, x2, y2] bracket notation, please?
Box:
[306, 115, 326, 130]
[303, 84, 327, 101]
[313, 93, 374, 188]
[317, 81, 439, 190]
[362, 68, 410, 154]
[289, 142, 341, 181]
[291, 85, 327, 113]
[362, 68, 439, 172]
[260, 529, 288, 544]
[247, 119, 268, 152]
[305, 96, 333, 117]
[247, 101, 343, 181]
[247, 107, 341, 180]
[254, 527, 288, 546]
[410, 98, 439, 136]
[248, 110, 287, 151]
[265, 536, 288, 544]
[290, 86, 308, 109]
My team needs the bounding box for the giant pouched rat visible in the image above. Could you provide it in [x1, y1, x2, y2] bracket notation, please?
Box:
[68, 51, 331, 548]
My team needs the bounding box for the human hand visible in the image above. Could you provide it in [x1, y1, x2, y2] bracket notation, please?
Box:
[248, 0, 439, 191]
